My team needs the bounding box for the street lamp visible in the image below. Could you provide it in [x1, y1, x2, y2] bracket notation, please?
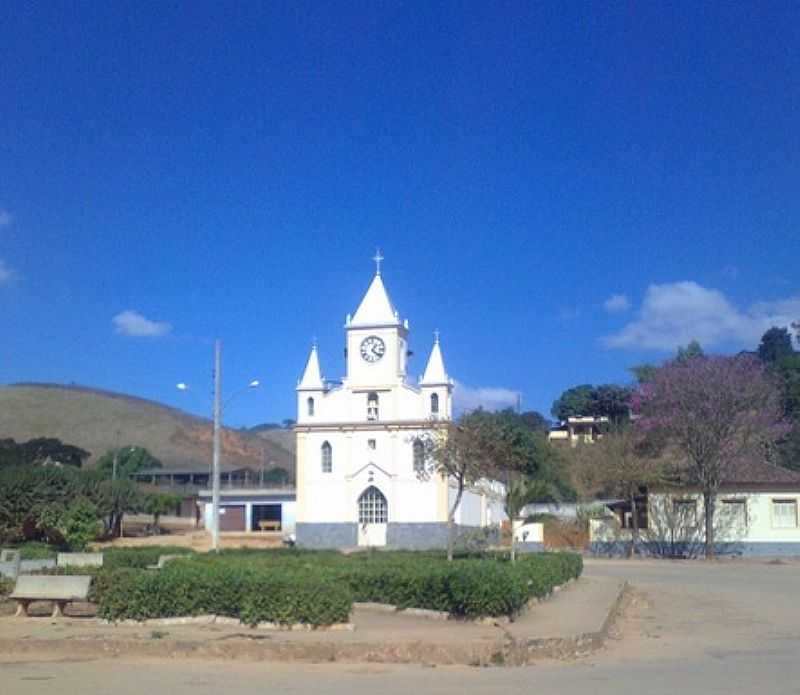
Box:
[177, 340, 260, 552]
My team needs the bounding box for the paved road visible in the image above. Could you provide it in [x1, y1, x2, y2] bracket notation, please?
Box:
[3, 558, 800, 694]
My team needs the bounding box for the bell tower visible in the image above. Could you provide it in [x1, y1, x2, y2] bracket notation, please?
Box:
[343, 251, 409, 389]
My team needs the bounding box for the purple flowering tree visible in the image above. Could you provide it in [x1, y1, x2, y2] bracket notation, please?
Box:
[634, 355, 787, 558]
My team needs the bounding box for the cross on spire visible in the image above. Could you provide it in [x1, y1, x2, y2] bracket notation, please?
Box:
[433, 329, 440, 343]
[373, 248, 384, 275]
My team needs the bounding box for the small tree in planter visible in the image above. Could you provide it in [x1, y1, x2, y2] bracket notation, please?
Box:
[143, 493, 183, 534]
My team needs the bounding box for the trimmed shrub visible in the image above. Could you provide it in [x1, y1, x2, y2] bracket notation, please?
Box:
[13, 541, 60, 559]
[240, 572, 352, 626]
[91, 549, 583, 623]
[101, 546, 195, 570]
[0, 576, 14, 598]
[60, 499, 101, 550]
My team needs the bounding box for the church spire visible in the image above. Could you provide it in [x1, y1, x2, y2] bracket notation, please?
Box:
[421, 331, 449, 385]
[350, 252, 399, 327]
[297, 342, 324, 390]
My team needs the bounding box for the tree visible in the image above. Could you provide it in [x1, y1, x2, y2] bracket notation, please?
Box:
[758, 327, 795, 364]
[630, 364, 658, 385]
[551, 385, 594, 421]
[634, 355, 787, 558]
[0, 438, 89, 468]
[425, 411, 496, 561]
[504, 474, 562, 562]
[591, 385, 632, 424]
[427, 409, 571, 562]
[675, 340, 705, 364]
[95, 446, 162, 480]
[518, 411, 550, 434]
[551, 384, 631, 424]
[143, 493, 182, 533]
[630, 342, 705, 384]
[92, 480, 145, 537]
[59, 499, 101, 550]
[570, 425, 666, 556]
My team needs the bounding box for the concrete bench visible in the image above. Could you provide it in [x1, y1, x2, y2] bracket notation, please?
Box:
[10, 575, 92, 618]
[57, 552, 103, 568]
[20, 559, 56, 573]
[0, 549, 21, 579]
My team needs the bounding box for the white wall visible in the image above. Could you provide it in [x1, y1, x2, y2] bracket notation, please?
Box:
[591, 491, 800, 547]
[299, 427, 443, 524]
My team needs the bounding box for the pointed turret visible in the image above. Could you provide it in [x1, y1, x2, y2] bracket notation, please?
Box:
[421, 332, 448, 385]
[350, 273, 399, 327]
[297, 344, 324, 390]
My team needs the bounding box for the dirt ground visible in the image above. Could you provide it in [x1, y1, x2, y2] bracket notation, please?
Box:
[91, 515, 285, 552]
[4, 559, 800, 694]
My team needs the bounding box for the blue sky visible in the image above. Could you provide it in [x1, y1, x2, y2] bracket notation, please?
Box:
[1, 2, 799, 427]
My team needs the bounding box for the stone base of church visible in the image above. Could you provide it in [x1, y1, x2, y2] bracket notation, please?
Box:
[295, 522, 496, 550]
[295, 523, 358, 548]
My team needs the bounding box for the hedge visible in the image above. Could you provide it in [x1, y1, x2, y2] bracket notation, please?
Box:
[93, 550, 582, 624]
[97, 563, 352, 626]
[100, 546, 195, 570]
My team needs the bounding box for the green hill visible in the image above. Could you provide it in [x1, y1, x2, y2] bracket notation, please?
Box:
[0, 383, 294, 477]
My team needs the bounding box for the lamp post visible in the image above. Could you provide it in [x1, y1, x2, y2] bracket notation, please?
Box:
[177, 340, 260, 552]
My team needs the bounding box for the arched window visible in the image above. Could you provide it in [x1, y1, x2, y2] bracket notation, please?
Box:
[358, 486, 388, 524]
[367, 392, 379, 421]
[430, 393, 439, 415]
[307, 397, 315, 417]
[413, 439, 425, 473]
[321, 441, 332, 473]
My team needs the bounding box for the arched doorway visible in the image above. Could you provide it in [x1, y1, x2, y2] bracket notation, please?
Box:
[357, 486, 388, 547]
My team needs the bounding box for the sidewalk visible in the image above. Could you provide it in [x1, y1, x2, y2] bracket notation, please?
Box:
[0, 575, 627, 667]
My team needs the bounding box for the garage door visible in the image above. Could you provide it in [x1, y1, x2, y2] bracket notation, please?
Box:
[219, 505, 246, 532]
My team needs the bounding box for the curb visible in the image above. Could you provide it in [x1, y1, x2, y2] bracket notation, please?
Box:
[503, 580, 631, 665]
[0, 582, 630, 668]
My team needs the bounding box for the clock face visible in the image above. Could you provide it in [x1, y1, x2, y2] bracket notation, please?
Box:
[360, 335, 386, 363]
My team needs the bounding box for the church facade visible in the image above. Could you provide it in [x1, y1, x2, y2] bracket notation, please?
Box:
[294, 259, 498, 549]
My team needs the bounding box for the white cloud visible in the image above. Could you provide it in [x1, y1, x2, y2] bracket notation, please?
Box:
[453, 381, 519, 413]
[602, 281, 800, 351]
[603, 293, 631, 313]
[0, 259, 11, 284]
[112, 310, 172, 338]
[0, 210, 12, 228]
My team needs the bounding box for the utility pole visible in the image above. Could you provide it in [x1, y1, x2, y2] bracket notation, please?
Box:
[112, 429, 121, 481]
[211, 339, 222, 552]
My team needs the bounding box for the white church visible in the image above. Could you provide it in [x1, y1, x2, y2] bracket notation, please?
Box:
[294, 256, 503, 549]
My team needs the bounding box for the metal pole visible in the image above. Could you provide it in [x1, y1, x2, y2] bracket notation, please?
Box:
[212, 339, 222, 552]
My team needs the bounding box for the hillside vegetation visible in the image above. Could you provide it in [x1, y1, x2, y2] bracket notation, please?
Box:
[0, 384, 294, 476]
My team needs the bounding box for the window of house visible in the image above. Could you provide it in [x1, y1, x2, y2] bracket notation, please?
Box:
[321, 441, 332, 473]
[367, 392, 379, 421]
[430, 393, 439, 415]
[721, 499, 747, 527]
[367, 439, 376, 450]
[307, 397, 315, 417]
[413, 439, 425, 473]
[772, 499, 798, 529]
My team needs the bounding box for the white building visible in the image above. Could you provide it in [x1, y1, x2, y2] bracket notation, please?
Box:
[590, 461, 800, 557]
[294, 257, 496, 549]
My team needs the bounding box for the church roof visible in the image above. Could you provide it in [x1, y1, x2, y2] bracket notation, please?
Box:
[297, 344, 324, 390]
[350, 273, 399, 327]
[421, 334, 449, 385]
